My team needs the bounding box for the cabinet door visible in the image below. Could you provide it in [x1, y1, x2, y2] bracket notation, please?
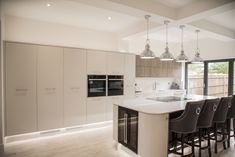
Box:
[5, 42, 37, 135]
[86, 97, 106, 123]
[37, 46, 63, 131]
[64, 48, 86, 127]
[107, 52, 125, 75]
[106, 96, 123, 120]
[124, 54, 136, 99]
[87, 50, 106, 74]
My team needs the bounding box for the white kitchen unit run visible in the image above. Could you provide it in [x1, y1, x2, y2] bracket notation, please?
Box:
[86, 97, 107, 123]
[87, 50, 107, 74]
[5, 42, 37, 136]
[107, 52, 125, 75]
[37, 46, 64, 131]
[124, 54, 136, 99]
[63, 48, 87, 127]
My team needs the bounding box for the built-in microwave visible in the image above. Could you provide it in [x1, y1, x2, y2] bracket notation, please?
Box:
[87, 75, 106, 97]
[108, 75, 124, 96]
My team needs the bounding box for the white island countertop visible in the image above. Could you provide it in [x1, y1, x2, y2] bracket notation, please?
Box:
[115, 95, 216, 114]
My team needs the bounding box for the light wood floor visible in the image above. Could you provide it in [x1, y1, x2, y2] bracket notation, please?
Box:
[3, 125, 235, 157]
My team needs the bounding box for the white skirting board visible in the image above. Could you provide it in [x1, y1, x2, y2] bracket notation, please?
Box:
[5, 121, 112, 143]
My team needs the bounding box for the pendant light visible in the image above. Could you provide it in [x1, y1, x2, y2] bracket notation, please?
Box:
[191, 30, 203, 63]
[160, 20, 174, 61]
[176, 25, 189, 62]
[140, 15, 156, 59]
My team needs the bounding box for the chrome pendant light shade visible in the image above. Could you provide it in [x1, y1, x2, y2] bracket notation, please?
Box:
[176, 25, 188, 62]
[160, 20, 174, 61]
[160, 47, 174, 61]
[140, 15, 156, 59]
[191, 30, 203, 63]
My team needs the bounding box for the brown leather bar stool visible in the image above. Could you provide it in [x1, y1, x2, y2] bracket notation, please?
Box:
[195, 98, 220, 157]
[170, 100, 204, 157]
[210, 96, 232, 154]
[226, 95, 235, 148]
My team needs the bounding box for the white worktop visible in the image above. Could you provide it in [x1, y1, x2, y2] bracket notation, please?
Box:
[115, 95, 216, 114]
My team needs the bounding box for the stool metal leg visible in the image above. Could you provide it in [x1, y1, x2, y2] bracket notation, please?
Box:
[207, 129, 212, 157]
[199, 129, 202, 157]
[227, 119, 231, 148]
[222, 124, 226, 150]
[214, 123, 218, 154]
[181, 134, 184, 156]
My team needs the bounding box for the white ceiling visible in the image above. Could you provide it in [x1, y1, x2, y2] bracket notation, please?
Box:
[148, 27, 206, 43]
[206, 9, 235, 32]
[2, 0, 142, 33]
[151, 0, 198, 8]
[2, 0, 235, 41]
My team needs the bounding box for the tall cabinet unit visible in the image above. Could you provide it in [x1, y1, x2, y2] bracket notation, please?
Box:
[124, 54, 136, 99]
[63, 48, 86, 127]
[37, 46, 64, 131]
[107, 52, 125, 75]
[87, 50, 107, 74]
[5, 42, 37, 136]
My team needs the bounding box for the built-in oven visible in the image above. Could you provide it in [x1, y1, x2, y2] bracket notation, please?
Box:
[88, 75, 106, 97]
[108, 75, 124, 96]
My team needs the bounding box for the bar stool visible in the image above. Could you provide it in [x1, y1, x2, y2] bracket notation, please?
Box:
[226, 95, 235, 148]
[210, 96, 232, 154]
[170, 100, 204, 157]
[195, 98, 220, 157]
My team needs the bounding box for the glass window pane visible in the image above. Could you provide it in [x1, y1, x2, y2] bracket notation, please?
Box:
[208, 62, 228, 97]
[187, 64, 204, 95]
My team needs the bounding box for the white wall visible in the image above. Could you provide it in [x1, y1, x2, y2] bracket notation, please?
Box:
[126, 36, 235, 60]
[5, 16, 119, 51]
[182, 38, 235, 60]
[126, 37, 178, 57]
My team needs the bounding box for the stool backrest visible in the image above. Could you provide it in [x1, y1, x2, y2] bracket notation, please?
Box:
[174, 100, 204, 133]
[213, 96, 232, 123]
[197, 98, 220, 128]
[227, 95, 235, 118]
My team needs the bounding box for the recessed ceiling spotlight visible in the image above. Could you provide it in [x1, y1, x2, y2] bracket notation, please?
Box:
[108, 17, 112, 20]
[47, 3, 51, 7]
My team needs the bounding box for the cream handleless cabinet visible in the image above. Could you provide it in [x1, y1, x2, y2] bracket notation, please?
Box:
[87, 50, 106, 74]
[37, 46, 63, 131]
[106, 96, 123, 120]
[86, 97, 107, 123]
[64, 48, 86, 127]
[5, 42, 37, 136]
[107, 52, 125, 75]
[124, 54, 136, 99]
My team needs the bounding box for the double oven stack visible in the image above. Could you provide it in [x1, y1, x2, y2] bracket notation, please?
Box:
[87, 75, 124, 97]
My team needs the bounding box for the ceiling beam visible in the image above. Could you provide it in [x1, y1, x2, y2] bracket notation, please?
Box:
[189, 19, 235, 40]
[120, 0, 235, 40]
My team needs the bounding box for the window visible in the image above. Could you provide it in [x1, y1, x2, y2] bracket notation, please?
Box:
[234, 61, 235, 94]
[207, 62, 229, 97]
[187, 63, 204, 95]
[185, 59, 235, 96]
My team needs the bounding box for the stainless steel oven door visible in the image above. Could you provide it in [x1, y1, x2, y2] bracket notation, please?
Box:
[108, 75, 124, 96]
[88, 75, 106, 97]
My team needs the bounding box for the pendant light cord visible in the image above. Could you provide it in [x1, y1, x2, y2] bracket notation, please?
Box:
[181, 26, 183, 51]
[166, 22, 168, 47]
[196, 30, 199, 52]
[146, 15, 150, 44]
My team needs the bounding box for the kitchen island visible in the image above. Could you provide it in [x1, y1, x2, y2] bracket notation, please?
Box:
[113, 95, 216, 157]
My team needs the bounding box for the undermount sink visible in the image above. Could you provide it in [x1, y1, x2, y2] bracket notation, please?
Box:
[147, 96, 192, 102]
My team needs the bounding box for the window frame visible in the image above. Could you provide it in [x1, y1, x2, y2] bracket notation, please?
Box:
[185, 58, 235, 96]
